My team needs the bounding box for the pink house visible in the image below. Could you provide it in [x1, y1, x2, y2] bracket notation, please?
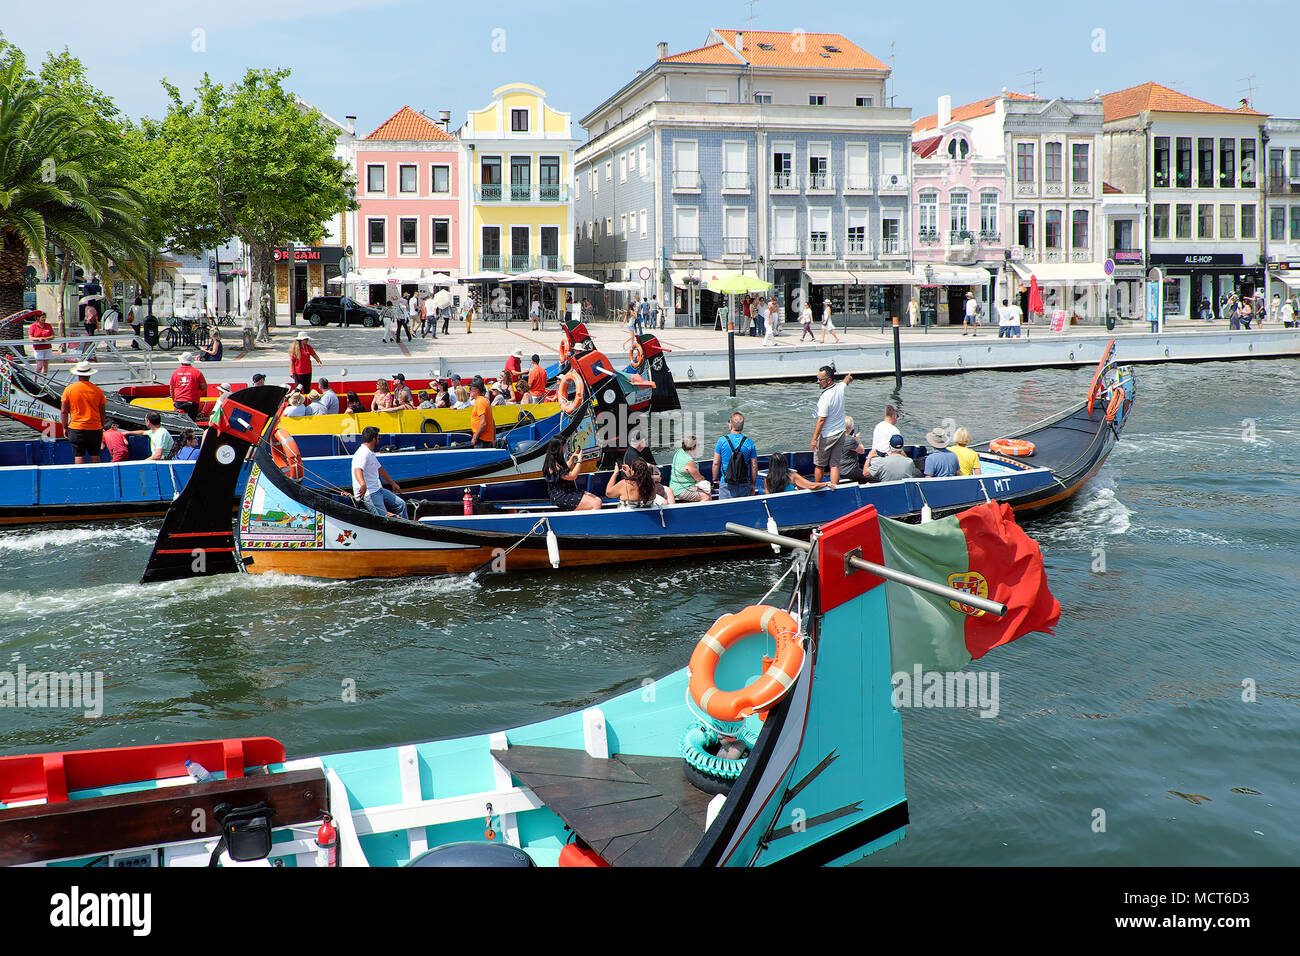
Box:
[354, 106, 463, 304]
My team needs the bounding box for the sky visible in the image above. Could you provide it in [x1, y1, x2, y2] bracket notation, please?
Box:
[4, 0, 1297, 135]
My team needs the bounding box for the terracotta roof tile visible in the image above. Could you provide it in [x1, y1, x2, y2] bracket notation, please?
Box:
[912, 135, 942, 158]
[660, 30, 886, 71]
[1102, 182, 1123, 194]
[365, 106, 454, 141]
[1101, 82, 1265, 122]
[913, 92, 1036, 133]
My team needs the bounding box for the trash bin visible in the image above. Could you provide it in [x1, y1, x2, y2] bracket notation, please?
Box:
[1105, 315, 1116, 331]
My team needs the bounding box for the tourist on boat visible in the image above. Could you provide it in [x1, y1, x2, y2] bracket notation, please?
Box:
[345, 391, 364, 414]
[433, 383, 451, 408]
[352, 425, 405, 518]
[101, 421, 129, 462]
[542, 438, 601, 512]
[123, 411, 174, 461]
[526, 354, 547, 404]
[606, 456, 659, 508]
[490, 383, 510, 407]
[712, 412, 757, 499]
[867, 434, 920, 482]
[251, 373, 266, 386]
[306, 390, 329, 415]
[812, 366, 853, 488]
[199, 324, 223, 362]
[207, 382, 233, 425]
[371, 379, 395, 412]
[27, 311, 54, 374]
[839, 417, 867, 483]
[169, 352, 207, 421]
[283, 392, 310, 417]
[669, 436, 710, 502]
[452, 385, 471, 409]
[623, 439, 671, 502]
[950, 427, 981, 476]
[175, 429, 201, 461]
[763, 451, 825, 494]
[469, 379, 495, 448]
[416, 391, 435, 409]
[60, 361, 106, 465]
[289, 332, 320, 392]
[392, 374, 416, 410]
[868, 405, 901, 461]
[922, 428, 960, 477]
[316, 378, 339, 415]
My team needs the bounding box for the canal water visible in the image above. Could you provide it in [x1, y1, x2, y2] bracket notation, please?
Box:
[1, 359, 1297, 864]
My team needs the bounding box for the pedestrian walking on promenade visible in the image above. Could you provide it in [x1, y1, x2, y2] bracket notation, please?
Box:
[799, 300, 814, 342]
[257, 292, 272, 343]
[908, 295, 919, 328]
[820, 300, 839, 344]
[763, 298, 777, 346]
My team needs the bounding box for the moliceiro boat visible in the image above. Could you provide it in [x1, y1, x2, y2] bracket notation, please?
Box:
[146, 347, 1134, 582]
[1, 501, 1061, 867]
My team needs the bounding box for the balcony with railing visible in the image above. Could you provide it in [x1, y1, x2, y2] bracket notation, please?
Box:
[1266, 175, 1300, 196]
[807, 235, 834, 257]
[978, 230, 1002, 245]
[480, 254, 502, 271]
[721, 171, 750, 191]
[770, 172, 799, 193]
[477, 183, 503, 202]
[672, 170, 701, 191]
[510, 182, 532, 202]
[537, 254, 561, 270]
[846, 237, 869, 256]
[770, 237, 802, 257]
[918, 228, 942, 246]
[674, 237, 701, 257]
[877, 172, 908, 193]
[508, 254, 532, 272]
[538, 183, 563, 202]
[806, 171, 835, 193]
[844, 173, 873, 193]
[879, 237, 908, 256]
[723, 237, 750, 257]
[949, 230, 976, 247]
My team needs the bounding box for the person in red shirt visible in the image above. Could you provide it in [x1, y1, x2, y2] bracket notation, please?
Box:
[60, 362, 106, 464]
[27, 312, 54, 374]
[289, 331, 320, 392]
[101, 421, 130, 462]
[525, 354, 547, 404]
[169, 352, 208, 420]
[503, 348, 523, 401]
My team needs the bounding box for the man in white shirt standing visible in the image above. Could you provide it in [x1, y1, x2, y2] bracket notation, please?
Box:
[811, 366, 853, 488]
[352, 426, 405, 517]
[530, 295, 542, 331]
[963, 292, 978, 336]
[867, 405, 901, 462]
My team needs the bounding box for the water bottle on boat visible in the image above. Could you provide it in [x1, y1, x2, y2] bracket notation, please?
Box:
[184, 759, 212, 783]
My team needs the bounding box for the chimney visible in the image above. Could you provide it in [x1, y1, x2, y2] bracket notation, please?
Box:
[657, 41, 668, 59]
[937, 95, 951, 128]
[438, 110, 451, 128]
[735, 32, 743, 50]
[345, 115, 356, 134]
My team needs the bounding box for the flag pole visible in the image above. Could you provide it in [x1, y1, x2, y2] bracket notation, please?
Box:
[725, 522, 1008, 616]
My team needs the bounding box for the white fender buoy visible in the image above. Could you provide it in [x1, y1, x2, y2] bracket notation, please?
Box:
[767, 515, 780, 554]
[921, 504, 933, 523]
[546, 526, 560, 568]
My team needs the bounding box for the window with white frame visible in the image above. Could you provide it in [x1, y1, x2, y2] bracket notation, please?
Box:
[431, 218, 450, 256]
[511, 109, 529, 132]
[1045, 210, 1062, 248]
[367, 218, 385, 255]
[1045, 143, 1062, 183]
[399, 217, 417, 255]
[979, 191, 998, 237]
[808, 144, 830, 190]
[949, 190, 969, 237]
[1016, 143, 1035, 183]
[809, 207, 831, 255]
[431, 164, 450, 193]
[675, 206, 699, 255]
[628, 149, 636, 175]
[605, 161, 611, 180]
[880, 143, 904, 185]
[855, 95, 873, 107]
[1270, 206, 1284, 240]
[366, 164, 384, 193]
[605, 217, 613, 237]
[773, 208, 797, 255]
[399, 164, 417, 193]
[639, 143, 648, 177]
[619, 154, 627, 182]
[1241, 203, 1255, 239]
[809, 94, 826, 106]
[847, 209, 868, 254]
[620, 214, 627, 238]
[724, 207, 747, 254]
[918, 192, 937, 237]
[846, 143, 869, 190]
[1220, 204, 1234, 238]
[881, 217, 901, 253]
[1071, 210, 1089, 248]
[1072, 143, 1090, 184]
[723, 141, 748, 189]
[673, 140, 699, 189]
[754, 91, 772, 104]
[640, 209, 647, 238]
[772, 145, 794, 189]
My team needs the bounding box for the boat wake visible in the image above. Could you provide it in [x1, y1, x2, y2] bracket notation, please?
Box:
[0, 523, 157, 554]
[1031, 472, 1131, 545]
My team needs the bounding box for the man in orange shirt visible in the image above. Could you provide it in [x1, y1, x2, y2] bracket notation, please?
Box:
[526, 354, 547, 404]
[60, 361, 107, 464]
[469, 377, 495, 448]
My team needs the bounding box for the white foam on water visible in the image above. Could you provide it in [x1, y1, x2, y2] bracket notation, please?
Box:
[0, 524, 156, 554]
[1034, 476, 1132, 545]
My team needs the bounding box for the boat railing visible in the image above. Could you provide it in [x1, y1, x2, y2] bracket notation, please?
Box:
[3, 335, 156, 386]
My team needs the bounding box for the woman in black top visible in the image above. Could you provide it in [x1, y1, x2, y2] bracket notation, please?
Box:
[543, 438, 601, 511]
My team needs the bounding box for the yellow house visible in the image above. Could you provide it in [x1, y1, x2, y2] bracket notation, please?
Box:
[460, 83, 577, 302]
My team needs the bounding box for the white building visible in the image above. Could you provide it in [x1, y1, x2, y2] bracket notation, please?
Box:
[1264, 117, 1300, 305]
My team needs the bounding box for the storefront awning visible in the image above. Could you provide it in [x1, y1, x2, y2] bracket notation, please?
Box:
[806, 270, 858, 285]
[669, 268, 749, 288]
[1269, 272, 1300, 291]
[1011, 262, 1109, 284]
[851, 269, 916, 286]
[913, 264, 991, 286]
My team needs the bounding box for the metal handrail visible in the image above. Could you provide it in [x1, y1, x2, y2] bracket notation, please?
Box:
[724, 522, 1009, 616]
[4, 335, 155, 383]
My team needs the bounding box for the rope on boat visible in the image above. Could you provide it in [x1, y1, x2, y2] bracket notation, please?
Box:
[465, 516, 549, 582]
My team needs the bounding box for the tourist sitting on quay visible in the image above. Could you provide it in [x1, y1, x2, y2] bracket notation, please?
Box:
[606, 456, 660, 509]
[352, 425, 405, 518]
[763, 452, 824, 494]
[922, 428, 960, 477]
[868, 434, 920, 482]
[199, 324, 222, 362]
[542, 438, 601, 511]
[951, 427, 981, 476]
[669, 436, 711, 502]
[867, 405, 901, 462]
[712, 412, 757, 499]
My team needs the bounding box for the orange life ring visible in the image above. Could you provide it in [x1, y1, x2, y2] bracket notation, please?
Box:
[270, 428, 303, 479]
[1105, 389, 1125, 423]
[556, 370, 585, 416]
[629, 344, 645, 369]
[558, 333, 572, 364]
[1086, 337, 1117, 415]
[989, 438, 1036, 457]
[688, 606, 804, 722]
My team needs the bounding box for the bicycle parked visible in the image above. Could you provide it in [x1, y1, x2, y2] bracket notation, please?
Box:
[157, 318, 212, 352]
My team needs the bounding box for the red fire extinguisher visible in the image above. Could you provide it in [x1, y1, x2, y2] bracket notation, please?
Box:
[315, 813, 338, 867]
[463, 488, 473, 516]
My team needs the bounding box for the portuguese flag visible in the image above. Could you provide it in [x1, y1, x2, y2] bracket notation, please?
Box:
[878, 501, 1061, 672]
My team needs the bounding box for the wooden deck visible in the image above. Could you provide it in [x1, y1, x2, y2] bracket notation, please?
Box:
[493, 745, 713, 867]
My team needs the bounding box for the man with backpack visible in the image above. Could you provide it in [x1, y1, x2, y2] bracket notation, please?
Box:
[711, 412, 757, 499]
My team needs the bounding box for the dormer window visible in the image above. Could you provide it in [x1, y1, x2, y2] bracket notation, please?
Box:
[822, 45, 841, 53]
[757, 42, 775, 50]
[948, 137, 969, 160]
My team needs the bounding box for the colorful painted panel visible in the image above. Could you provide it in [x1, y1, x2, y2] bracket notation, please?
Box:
[239, 465, 324, 549]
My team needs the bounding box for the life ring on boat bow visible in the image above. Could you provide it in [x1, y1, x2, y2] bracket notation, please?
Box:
[558, 333, 572, 364]
[556, 370, 585, 416]
[628, 343, 645, 369]
[270, 428, 304, 479]
[1086, 337, 1117, 415]
[688, 606, 804, 722]
[989, 438, 1035, 457]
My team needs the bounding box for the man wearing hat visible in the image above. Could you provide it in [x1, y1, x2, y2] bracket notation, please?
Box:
[207, 382, 233, 425]
[468, 378, 495, 448]
[963, 292, 979, 337]
[60, 362, 107, 464]
[251, 373, 266, 386]
[169, 352, 207, 421]
[922, 427, 960, 477]
[867, 433, 920, 482]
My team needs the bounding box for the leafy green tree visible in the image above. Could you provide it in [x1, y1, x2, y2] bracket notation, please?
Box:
[148, 69, 356, 314]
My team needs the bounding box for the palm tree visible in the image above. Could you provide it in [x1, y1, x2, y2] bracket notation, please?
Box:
[0, 53, 148, 323]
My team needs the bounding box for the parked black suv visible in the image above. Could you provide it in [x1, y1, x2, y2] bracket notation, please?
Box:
[302, 296, 381, 328]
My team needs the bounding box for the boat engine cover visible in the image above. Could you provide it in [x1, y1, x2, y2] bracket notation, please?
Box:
[406, 841, 536, 867]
